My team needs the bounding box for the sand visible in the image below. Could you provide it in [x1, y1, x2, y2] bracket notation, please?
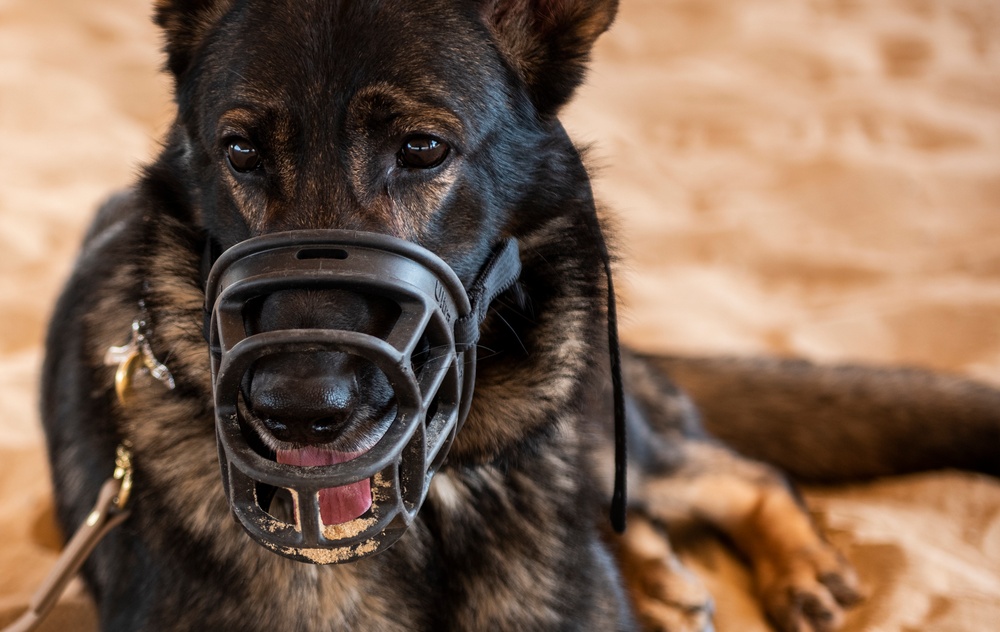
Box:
[1, 0, 998, 629]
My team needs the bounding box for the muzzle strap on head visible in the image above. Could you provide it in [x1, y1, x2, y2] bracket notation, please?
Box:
[581, 211, 628, 534]
[603, 248, 628, 534]
[200, 236, 223, 344]
[454, 238, 521, 352]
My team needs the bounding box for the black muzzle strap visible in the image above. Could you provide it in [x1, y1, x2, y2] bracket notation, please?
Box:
[581, 210, 628, 534]
[200, 235, 223, 344]
[454, 238, 521, 352]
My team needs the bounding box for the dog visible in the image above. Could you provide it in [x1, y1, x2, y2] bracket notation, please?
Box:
[40, 0, 1000, 630]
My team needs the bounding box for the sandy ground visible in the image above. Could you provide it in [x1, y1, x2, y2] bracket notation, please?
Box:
[1, 0, 999, 630]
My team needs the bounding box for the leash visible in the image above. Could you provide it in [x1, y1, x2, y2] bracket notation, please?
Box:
[2, 445, 133, 632]
[4, 304, 167, 632]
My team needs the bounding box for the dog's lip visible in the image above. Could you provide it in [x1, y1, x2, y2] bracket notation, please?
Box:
[236, 395, 394, 457]
[234, 397, 390, 525]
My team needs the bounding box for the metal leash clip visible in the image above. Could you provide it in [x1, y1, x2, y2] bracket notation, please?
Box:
[111, 442, 133, 510]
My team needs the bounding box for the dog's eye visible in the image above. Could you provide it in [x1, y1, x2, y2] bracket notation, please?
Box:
[397, 135, 449, 169]
[227, 138, 261, 173]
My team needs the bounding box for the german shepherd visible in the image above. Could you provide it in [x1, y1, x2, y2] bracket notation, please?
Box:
[41, 0, 1000, 631]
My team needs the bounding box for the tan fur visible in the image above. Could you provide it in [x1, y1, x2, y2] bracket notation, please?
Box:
[613, 513, 713, 632]
[630, 440, 861, 632]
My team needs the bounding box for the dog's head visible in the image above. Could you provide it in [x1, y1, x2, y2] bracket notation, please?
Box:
[156, 0, 617, 242]
[152, 0, 618, 561]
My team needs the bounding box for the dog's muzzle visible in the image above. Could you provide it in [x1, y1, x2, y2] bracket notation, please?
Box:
[204, 229, 520, 564]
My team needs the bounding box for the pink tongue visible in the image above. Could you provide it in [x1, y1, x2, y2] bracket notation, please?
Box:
[276, 447, 372, 525]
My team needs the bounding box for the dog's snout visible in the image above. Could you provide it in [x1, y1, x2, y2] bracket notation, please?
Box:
[249, 353, 358, 445]
[242, 289, 400, 446]
[253, 289, 392, 334]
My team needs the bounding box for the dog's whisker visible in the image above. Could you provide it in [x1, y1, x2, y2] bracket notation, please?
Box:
[487, 307, 529, 355]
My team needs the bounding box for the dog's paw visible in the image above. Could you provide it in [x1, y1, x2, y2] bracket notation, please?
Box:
[630, 557, 715, 632]
[616, 514, 715, 632]
[756, 543, 862, 632]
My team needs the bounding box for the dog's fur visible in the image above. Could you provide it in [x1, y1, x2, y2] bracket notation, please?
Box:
[41, 1, 1000, 631]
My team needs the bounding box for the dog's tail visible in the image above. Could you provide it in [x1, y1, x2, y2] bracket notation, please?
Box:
[645, 354, 1000, 483]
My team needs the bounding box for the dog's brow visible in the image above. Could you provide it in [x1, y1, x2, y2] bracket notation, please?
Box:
[396, 109, 464, 136]
[216, 104, 285, 137]
[218, 107, 257, 127]
[351, 84, 465, 137]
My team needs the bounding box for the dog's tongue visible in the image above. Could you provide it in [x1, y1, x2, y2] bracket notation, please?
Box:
[276, 447, 372, 525]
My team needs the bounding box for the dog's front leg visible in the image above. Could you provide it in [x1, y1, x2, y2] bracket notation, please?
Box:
[638, 441, 863, 632]
[610, 511, 715, 632]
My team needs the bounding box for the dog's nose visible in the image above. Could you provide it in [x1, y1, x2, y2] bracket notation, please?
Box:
[249, 353, 358, 445]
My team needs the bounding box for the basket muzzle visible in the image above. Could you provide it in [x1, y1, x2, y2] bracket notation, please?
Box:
[204, 229, 519, 564]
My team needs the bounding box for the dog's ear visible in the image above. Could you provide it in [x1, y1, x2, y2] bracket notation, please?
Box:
[154, 0, 233, 80]
[483, 0, 618, 115]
